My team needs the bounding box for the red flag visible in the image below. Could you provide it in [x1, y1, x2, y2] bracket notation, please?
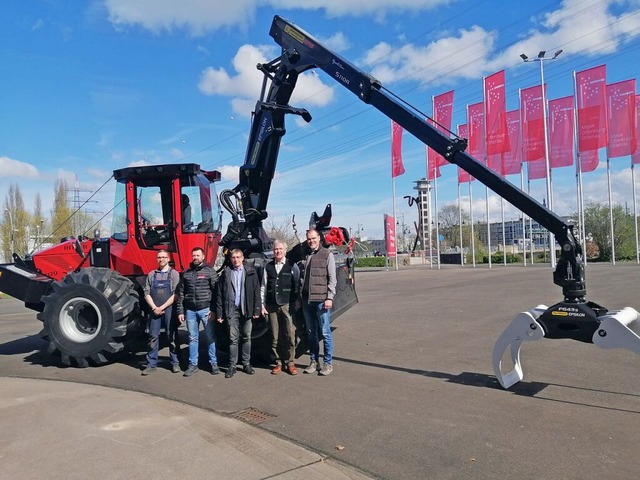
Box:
[548, 96, 574, 169]
[520, 85, 545, 161]
[633, 95, 640, 165]
[427, 90, 455, 179]
[391, 120, 405, 177]
[487, 153, 502, 174]
[579, 149, 599, 173]
[527, 158, 547, 180]
[576, 65, 607, 151]
[457, 124, 474, 183]
[484, 70, 509, 154]
[502, 110, 521, 175]
[607, 79, 637, 158]
[467, 102, 486, 159]
[384, 214, 397, 256]
[426, 120, 442, 180]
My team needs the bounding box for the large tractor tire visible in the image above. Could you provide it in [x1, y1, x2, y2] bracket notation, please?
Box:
[38, 268, 140, 367]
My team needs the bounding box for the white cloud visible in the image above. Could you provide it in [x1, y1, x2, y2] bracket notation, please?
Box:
[86, 168, 111, 179]
[128, 159, 152, 167]
[359, 0, 640, 85]
[104, 0, 258, 36]
[218, 164, 240, 182]
[55, 169, 80, 186]
[104, 0, 454, 35]
[268, 0, 451, 19]
[0, 157, 40, 179]
[316, 32, 352, 52]
[198, 44, 335, 117]
[361, 25, 495, 85]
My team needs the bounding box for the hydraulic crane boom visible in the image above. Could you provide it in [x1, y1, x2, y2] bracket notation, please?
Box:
[256, 15, 640, 389]
[267, 15, 585, 302]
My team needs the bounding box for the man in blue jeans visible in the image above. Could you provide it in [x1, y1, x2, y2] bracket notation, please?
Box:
[176, 247, 219, 377]
[300, 229, 337, 376]
[141, 250, 181, 375]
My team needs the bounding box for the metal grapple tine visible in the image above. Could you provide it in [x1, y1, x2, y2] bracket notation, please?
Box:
[592, 307, 640, 354]
[492, 305, 547, 389]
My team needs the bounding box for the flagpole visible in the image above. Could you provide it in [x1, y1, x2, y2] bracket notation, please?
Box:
[458, 182, 464, 266]
[434, 175, 441, 269]
[572, 71, 588, 266]
[633, 161, 639, 264]
[605, 82, 615, 265]
[470, 182, 476, 267]
[486, 185, 492, 268]
[527, 172, 534, 264]
[482, 76, 492, 269]
[501, 198, 506, 265]
[518, 90, 527, 267]
[392, 178, 399, 271]
[428, 180, 433, 268]
[521, 166, 527, 266]
[539, 59, 556, 268]
[521, 51, 561, 268]
[606, 152, 616, 265]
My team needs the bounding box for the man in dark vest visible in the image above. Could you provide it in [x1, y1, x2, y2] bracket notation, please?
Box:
[261, 240, 300, 375]
[300, 228, 337, 376]
[141, 250, 181, 375]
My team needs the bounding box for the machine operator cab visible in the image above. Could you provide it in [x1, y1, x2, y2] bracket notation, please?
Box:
[110, 164, 222, 272]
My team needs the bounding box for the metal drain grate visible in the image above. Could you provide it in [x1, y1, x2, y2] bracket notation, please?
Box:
[231, 407, 276, 425]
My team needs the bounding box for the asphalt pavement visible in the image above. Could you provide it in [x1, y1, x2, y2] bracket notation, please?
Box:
[1, 263, 639, 480]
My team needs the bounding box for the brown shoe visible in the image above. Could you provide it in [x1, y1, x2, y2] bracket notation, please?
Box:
[271, 363, 282, 375]
[287, 362, 298, 375]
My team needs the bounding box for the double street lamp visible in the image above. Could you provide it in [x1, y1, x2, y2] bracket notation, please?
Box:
[520, 49, 563, 267]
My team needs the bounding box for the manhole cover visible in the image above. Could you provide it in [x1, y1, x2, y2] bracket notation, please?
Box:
[231, 407, 276, 425]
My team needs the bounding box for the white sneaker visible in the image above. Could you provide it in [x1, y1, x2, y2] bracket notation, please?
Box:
[303, 361, 317, 374]
[319, 363, 333, 376]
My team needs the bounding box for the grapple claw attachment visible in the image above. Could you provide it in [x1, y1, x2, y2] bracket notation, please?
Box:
[592, 307, 640, 354]
[492, 305, 547, 389]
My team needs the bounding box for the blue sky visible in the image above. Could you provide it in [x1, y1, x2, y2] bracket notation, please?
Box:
[2, 0, 640, 239]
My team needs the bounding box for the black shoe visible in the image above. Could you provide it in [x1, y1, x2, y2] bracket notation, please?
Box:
[225, 368, 236, 379]
[243, 364, 255, 375]
[141, 366, 157, 376]
[183, 364, 199, 377]
[211, 364, 220, 375]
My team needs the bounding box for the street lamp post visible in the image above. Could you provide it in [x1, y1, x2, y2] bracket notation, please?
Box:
[520, 49, 562, 268]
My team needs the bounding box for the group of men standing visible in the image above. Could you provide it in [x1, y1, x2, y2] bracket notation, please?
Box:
[141, 228, 337, 378]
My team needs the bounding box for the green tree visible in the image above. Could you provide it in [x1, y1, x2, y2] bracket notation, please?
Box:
[31, 193, 47, 248]
[51, 179, 73, 242]
[583, 202, 636, 261]
[2, 183, 31, 259]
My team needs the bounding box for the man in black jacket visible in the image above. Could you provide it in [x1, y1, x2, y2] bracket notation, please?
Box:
[176, 247, 219, 377]
[216, 249, 261, 378]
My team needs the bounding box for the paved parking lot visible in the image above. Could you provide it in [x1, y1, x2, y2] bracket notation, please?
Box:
[1, 263, 639, 479]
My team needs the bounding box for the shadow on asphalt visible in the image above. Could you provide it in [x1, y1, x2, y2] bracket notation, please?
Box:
[335, 356, 640, 413]
[0, 334, 47, 356]
[333, 355, 547, 395]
